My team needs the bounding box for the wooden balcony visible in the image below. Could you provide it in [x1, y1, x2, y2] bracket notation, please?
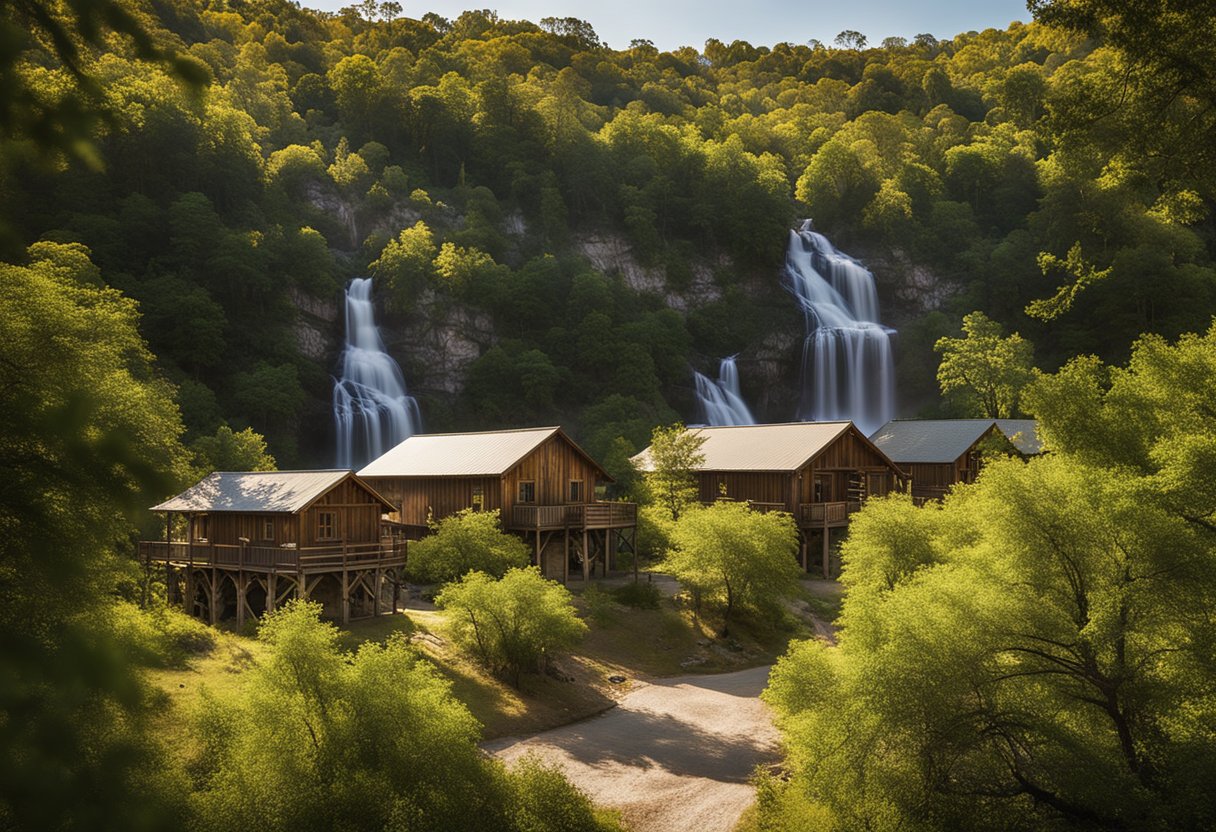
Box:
[139, 539, 406, 573]
[509, 502, 638, 530]
[798, 501, 859, 528]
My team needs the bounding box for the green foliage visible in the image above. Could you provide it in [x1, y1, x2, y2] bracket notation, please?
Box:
[761, 326, 1216, 831]
[435, 568, 588, 687]
[0, 242, 190, 830]
[189, 425, 276, 475]
[190, 600, 511, 832]
[110, 600, 216, 668]
[642, 423, 706, 521]
[662, 502, 801, 636]
[407, 509, 531, 584]
[612, 579, 662, 610]
[371, 220, 437, 308]
[935, 311, 1037, 417]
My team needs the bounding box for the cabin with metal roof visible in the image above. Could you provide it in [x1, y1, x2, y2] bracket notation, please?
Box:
[632, 421, 907, 576]
[869, 419, 1021, 501]
[140, 470, 404, 626]
[359, 427, 636, 582]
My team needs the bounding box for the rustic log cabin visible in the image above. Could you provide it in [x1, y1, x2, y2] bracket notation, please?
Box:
[140, 470, 403, 625]
[869, 419, 1022, 502]
[632, 421, 907, 576]
[358, 427, 637, 582]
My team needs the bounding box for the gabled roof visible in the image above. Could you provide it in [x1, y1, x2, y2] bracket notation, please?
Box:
[358, 426, 609, 479]
[632, 421, 861, 473]
[151, 470, 394, 513]
[869, 419, 1002, 464]
[995, 419, 1043, 455]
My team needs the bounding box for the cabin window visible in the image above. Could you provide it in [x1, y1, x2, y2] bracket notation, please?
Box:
[813, 476, 831, 502]
[194, 515, 209, 542]
[568, 480, 584, 503]
[471, 485, 484, 511]
[317, 511, 337, 540]
[518, 481, 536, 503]
[718, 479, 728, 498]
[262, 518, 274, 542]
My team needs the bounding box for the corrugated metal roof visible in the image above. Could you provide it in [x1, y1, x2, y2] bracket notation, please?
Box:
[631, 422, 855, 472]
[151, 470, 353, 513]
[869, 420, 999, 464]
[358, 427, 561, 477]
[995, 419, 1042, 455]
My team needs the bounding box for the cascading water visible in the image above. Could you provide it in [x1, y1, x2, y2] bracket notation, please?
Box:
[693, 356, 756, 426]
[784, 220, 895, 436]
[333, 277, 421, 469]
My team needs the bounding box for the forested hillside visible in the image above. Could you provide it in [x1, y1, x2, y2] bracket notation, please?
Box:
[5, 0, 1215, 470]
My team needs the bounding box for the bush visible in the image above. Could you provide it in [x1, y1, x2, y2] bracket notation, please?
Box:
[436, 568, 587, 687]
[506, 755, 625, 831]
[110, 600, 216, 668]
[407, 509, 531, 584]
[581, 584, 616, 624]
[613, 579, 662, 610]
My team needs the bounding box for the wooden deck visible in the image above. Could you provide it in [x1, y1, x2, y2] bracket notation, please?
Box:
[139, 540, 406, 573]
[799, 501, 859, 528]
[509, 502, 638, 531]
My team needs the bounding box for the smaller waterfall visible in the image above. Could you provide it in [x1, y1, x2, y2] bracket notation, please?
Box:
[784, 220, 895, 436]
[694, 356, 756, 426]
[333, 278, 421, 469]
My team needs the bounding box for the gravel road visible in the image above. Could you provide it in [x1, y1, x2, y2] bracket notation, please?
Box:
[485, 665, 780, 832]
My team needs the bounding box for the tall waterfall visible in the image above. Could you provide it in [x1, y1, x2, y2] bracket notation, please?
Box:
[333, 277, 421, 468]
[693, 356, 756, 426]
[784, 220, 895, 436]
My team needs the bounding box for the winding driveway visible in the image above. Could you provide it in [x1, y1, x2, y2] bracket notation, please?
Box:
[485, 665, 780, 832]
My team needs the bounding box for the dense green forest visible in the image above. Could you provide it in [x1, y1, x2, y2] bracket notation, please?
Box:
[5, 0, 1216, 469]
[3, 0, 1216, 829]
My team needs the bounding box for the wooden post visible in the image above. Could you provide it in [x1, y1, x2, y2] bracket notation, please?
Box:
[186, 515, 195, 615]
[341, 570, 350, 625]
[822, 523, 831, 580]
[582, 529, 590, 582]
[800, 534, 808, 572]
[209, 569, 218, 626]
[374, 566, 382, 616]
[267, 572, 277, 615]
[563, 530, 569, 584]
[236, 573, 246, 629]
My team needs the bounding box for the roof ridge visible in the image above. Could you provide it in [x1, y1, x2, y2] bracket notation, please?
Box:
[403, 426, 560, 438]
[687, 420, 853, 430]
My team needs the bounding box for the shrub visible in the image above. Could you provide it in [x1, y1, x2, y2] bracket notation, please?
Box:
[436, 568, 587, 687]
[407, 509, 531, 584]
[613, 579, 662, 610]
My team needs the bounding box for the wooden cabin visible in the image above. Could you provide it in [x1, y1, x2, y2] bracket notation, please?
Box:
[632, 421, 907, 576]
[139, 470, 403, 625]
[869, 419, 1021, 502]
[358, 427, 637, 582]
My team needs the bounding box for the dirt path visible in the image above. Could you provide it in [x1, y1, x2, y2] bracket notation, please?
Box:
[485, 665, 779, 832]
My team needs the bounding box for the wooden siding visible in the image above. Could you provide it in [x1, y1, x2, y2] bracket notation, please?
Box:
[694, 426, 904, 525]
[365, 432, 610, 528]
[180, 475, 389, 548]
[698, 472, 794, 509]
[501, 433, 606, 517]
[365, 475, 501, 527]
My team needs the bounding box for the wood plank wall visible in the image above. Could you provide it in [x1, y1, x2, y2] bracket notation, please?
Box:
[365, 433, 607, 527]
[691, 428, 904, 509]
[186, 477, 387, 546]
[364, 475, 500, 526]
[501, 434, 605, 516]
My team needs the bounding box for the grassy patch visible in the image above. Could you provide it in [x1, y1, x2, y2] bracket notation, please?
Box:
[572, 588, 809, 678]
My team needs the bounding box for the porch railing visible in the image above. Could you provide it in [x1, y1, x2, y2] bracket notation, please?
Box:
[139, 539, 404, 570]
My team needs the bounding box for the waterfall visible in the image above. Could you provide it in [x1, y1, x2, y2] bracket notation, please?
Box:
[784, 220, 895, 436]
[694, 356, 756, 426]
[333, 277, 421, 468]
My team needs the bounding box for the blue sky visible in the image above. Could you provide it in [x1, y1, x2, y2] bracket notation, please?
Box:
[304, 0, 1032, 51]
